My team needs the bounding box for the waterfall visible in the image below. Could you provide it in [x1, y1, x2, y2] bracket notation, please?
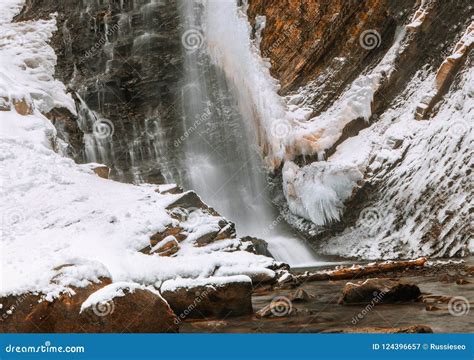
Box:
[178, 0, 323, 267]
[71, 0, 327, 267]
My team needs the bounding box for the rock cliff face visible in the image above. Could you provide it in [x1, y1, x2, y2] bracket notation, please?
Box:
[247, 0, 473, 259]
[16, 0, 186, 183]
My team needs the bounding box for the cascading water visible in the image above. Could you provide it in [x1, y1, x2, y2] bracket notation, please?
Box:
[72, 0, 327, 267]
[178, 0, 323, 267]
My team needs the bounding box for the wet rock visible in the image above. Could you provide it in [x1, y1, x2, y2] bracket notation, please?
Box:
[338, 278, 421, 304]
[44, 106, 83, 158]
[455, 278, 470, 285]
[242, 236, 273, 257]
[166, 191, 211, 212]
[256, 297, 294, 318]
[16, 0, 185, 182]
[161, 277, 253, 320]
[289, 288, 312, 302]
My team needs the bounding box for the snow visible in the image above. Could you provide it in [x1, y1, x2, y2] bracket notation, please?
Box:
[0, 3, 277, 300]
[0, 9, 75, 115]
[160, 275, 252, 292]
[80, 282, 161, 313]
[318, 65, 473, 259]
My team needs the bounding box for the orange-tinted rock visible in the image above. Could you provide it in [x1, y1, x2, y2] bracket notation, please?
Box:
[150, 226, 186, 247]
[12, 98, 32, 115]
[151, 236, 180, 257]
[0, 280, 179, 333]
[91, 165, 110, 179]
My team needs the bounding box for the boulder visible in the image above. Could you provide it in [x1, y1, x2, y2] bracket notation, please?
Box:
[289, 288, 312, 302]
[79, 283, 179, 333]
[242, 236, 273, 257]
[0, 280, 179, 333]
[338, 278, 421, 304]
[161, 276, 253, 321]
[166, 191, 210, 211]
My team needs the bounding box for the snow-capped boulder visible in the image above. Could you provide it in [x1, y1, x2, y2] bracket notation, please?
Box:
[338, 279, 421, 305]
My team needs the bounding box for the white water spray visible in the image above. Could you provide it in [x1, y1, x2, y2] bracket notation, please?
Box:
[179, 0, 324, 267]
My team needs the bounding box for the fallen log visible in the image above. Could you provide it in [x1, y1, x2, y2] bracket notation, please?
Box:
[296, 257, 427, 283]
